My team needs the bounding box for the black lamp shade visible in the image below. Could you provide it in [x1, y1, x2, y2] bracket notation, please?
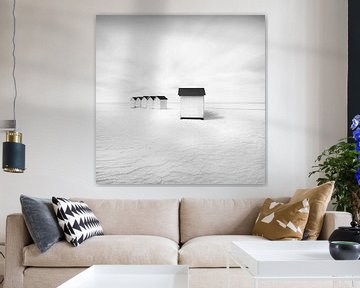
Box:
[3, 141, 25, 173]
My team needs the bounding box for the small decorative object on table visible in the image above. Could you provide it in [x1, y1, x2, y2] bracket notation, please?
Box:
[309, 114, 360, 222]
[329, 241, 360, 260]
[329, 220, 360, 244]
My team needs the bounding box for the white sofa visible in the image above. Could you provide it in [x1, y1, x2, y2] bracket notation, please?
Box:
[4, 198, 352, 288]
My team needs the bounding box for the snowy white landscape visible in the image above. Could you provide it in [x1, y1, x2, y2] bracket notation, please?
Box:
[96, 102, 265, 184]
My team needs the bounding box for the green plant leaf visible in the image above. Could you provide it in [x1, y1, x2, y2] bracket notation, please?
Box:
[309, 139, 360, 216]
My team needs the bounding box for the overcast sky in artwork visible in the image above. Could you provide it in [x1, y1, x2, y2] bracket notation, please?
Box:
[96, 15, 265, 104]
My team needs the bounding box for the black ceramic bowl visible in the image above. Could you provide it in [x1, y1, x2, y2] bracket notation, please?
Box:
[329, 241, 360, 260]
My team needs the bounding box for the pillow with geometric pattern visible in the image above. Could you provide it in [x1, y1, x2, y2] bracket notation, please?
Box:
[52, 197, 104, 247]
[252, 198, 310, 240]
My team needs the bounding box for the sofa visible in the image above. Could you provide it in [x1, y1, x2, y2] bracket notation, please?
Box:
[4, 198, 352, 288]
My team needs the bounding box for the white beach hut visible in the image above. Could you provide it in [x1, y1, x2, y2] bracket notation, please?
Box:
[130, 97, 136, 108]
[141, 97, 148, 108]
[158, 96, 168, 109]
[152, 96, 167, 109]
[147, 96, 156, 109]
[135, 97, 142, 107]
[145, 96, 152, 108]
[178, 88, 205, 119]
[153, 97, 160, 109]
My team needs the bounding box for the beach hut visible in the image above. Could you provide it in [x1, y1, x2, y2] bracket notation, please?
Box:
[152, 96, 167, 109]
[147, 96, 156, 109]
[141, 97, 148, 108]
[158, 96, 168, 109]
[145, 96, 152, 109]
[153, 97, 160, 109]
[178, 88, 206, 119]
[130, 97, 136, 108]
[154, 96, 167, 109]
[136, 97, 142, 108]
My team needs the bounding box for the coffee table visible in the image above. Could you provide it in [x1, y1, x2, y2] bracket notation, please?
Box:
[57, 265, 189, 288]
[228, 241, 360, 288]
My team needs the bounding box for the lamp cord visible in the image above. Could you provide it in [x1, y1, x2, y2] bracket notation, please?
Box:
[12, 0, 18, 129]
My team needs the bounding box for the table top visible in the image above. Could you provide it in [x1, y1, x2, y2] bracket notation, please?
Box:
[231, 240, 360, 278]
[58, 265, 189, 288]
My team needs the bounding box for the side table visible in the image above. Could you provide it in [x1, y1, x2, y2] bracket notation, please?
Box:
[227, 240, 360, 288]
[58, 265, 189, 288]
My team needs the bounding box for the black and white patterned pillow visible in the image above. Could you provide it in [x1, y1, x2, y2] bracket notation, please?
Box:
[52, 197, 104, 247]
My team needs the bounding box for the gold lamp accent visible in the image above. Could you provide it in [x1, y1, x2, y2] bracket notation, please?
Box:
[6, 130, 22, 143]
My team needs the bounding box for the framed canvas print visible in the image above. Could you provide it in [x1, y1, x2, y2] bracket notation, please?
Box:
[96, 15, 266, 185]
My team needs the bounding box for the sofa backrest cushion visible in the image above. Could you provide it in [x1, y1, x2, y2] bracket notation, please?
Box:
[72, 198, 180, 243]
[180, 198, 289, 243]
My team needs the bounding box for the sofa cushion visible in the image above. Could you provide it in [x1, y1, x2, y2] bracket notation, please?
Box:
[52, 197, 104, 247]
[252, 198, 310, 240]
[23, 235, 178, 267]
[180, 198, 289, 243]
[179, 235, 267, 268]
[290, 181, 334, 240]
[20, 195, 64, 253]
[72, 199, 179, 243]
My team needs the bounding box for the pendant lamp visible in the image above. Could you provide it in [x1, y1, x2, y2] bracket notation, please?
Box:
[1, 0, 26, 173]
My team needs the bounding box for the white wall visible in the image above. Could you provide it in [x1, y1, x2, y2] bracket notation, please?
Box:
[0, 0, 347, 242]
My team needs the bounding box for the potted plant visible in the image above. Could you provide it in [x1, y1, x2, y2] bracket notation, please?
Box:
[309, 115, 360, 222]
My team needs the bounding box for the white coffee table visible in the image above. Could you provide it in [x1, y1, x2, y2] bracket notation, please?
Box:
[228, 241, 360, 288]
[57, 265, 189, 288]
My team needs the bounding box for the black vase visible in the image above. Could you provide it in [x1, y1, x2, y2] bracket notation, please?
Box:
[329, 241, 360, 260]
[328, 221, 360, 244]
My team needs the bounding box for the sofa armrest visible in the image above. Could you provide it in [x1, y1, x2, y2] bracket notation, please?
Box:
[4, 213, 33, 288]
[318, 211, 352, 240]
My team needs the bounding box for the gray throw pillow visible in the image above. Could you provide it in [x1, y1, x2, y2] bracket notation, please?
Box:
[20, 195, 64, 253]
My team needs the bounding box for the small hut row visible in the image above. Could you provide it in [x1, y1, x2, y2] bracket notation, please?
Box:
[130, 96, 167, 109]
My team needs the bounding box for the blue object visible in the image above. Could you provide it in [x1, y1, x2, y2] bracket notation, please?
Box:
[353, 128, 360, 142]
[355, 168, 360, 185]
[351, 115, 360, 130]
[2, 141, 25, 172]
